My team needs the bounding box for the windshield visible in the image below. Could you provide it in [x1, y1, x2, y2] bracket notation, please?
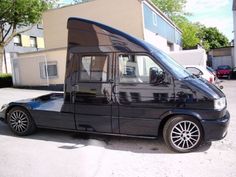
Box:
[218, 65, 231, 70]
[152, 49, 191, 79]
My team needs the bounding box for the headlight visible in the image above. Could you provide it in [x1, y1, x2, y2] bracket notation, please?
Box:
[214, 97, 226, 110]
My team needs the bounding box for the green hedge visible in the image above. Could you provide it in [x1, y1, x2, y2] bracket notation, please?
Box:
[0, 74, 13, 88]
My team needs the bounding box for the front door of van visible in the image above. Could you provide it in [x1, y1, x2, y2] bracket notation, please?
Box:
[74, 53, 114, 133]
[114, 54, 174, 136]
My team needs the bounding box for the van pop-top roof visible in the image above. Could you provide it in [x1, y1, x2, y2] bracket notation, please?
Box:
[67, 17, 152, 54]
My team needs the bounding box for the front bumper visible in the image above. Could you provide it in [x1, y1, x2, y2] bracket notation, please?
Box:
[201, 111, 230, 141]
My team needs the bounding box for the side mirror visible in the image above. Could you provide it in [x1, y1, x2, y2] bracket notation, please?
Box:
[194, 71, 203, 78]
[149, 67, 165, 85]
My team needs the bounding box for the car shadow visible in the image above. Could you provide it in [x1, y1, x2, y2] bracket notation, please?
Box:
[0, 121, 211, 154]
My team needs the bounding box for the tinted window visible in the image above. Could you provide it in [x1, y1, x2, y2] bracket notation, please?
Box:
[152, 50, 190, 79]
[119, 54, 163, 83]
[80, 56, 108, 82]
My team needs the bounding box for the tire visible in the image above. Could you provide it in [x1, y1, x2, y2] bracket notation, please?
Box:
[7, 107, 36, 136]
[163, 116, 203, 153]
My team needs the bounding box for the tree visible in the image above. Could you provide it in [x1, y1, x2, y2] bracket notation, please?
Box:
[0, 0, 54, 73]
[172, 16, 200, 49]
[197, 27, 229, 50]
[152, 0, 229, 51]
[151, 0, 187, 18]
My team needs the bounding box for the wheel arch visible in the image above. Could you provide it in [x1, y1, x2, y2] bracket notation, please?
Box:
[158, 110, 204, 138]
[5, 104, 31, 120]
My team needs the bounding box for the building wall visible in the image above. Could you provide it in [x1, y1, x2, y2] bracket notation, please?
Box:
[12, 49, 66, 86]
[2, 25, 45, 74]
[43, 0, 143, 49]
[5, 25, 45, 54]
[209, 47, 234, 69]
[1, 53, 12, 73]
[212, 56, 233, 70]
[169, 49, 207, 67]
[142, 2, 181, 52]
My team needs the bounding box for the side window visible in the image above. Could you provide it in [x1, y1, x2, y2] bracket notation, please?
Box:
[30, 36, 37, 48]
[119, 54, 163, 83]
[13, 35, 22, 46]
[186, 67, 202, 76]
[80, 55, 108, 82]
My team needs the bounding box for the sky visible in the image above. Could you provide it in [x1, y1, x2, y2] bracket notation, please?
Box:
[61, 0, 234, 41]
[185, 0, 233, 41]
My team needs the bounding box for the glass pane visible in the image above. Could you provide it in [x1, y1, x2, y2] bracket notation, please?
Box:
[119, 55, 162, 83]
[80, 56, 91, 81]
[186, 67, 201, 75]
[47, 64, 57, 77]
[91, 56, 108, 81]
[80, 56, 108, 81]
[30, 37, 37, 47]
[14, 36, 20, 43]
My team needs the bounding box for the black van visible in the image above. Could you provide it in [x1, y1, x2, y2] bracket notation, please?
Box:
[0, 18, 230, 152]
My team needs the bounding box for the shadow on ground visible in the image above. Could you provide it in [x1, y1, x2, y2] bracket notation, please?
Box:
[0, 121, 211, 154]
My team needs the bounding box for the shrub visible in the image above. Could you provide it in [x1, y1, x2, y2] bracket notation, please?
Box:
[0, 74, 13, 88]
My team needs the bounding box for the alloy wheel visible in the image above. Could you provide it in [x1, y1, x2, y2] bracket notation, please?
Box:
[170, 120, 200, 150]
[9, 110, 29, 133]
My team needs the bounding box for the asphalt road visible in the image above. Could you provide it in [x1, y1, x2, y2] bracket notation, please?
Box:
[0, 83, 236, 177]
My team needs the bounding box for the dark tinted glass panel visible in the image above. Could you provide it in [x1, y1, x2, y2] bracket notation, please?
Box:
[119, 54, 163, 83]
[80, 56, 108, 82]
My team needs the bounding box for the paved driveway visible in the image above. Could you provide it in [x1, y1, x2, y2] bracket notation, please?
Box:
[0, 83, 236, 177]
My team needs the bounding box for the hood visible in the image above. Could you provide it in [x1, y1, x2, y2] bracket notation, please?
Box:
[217, 69, 231, 74]
[183, 77, 225, 99]
[8, 93, 63, 110]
